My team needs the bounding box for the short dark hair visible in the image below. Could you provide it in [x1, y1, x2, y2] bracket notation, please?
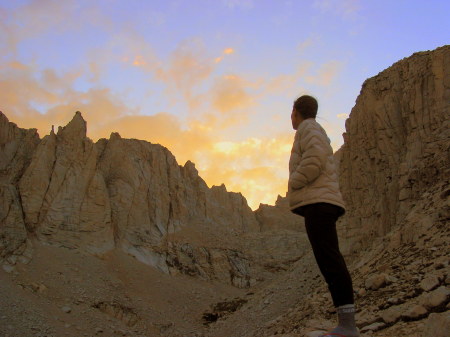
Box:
[293, 95, 318, 119]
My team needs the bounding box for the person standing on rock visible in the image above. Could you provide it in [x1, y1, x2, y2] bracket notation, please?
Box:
[288, 95, 360, 337]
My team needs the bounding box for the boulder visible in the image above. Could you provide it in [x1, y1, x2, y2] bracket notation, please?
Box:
[422, 312, 450, 337]
[420, 274, 441, 292]
[365, 273, 391, 290]
[419, 286, 450, 310]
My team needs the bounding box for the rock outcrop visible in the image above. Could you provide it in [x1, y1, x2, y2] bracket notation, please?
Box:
[0, 111, 307, 287]
[337, 45, 450, 255]
[255, 195, 305, 232]
[0, 113, 40, 261]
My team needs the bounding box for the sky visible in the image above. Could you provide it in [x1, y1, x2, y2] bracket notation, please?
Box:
[1, 0, 449, 209]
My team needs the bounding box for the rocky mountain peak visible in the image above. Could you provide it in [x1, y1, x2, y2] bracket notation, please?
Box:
[56, 110, 87, 139]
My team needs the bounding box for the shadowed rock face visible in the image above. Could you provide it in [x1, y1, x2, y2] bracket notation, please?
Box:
[0, 113, 40, 260]
[0, 111, 307, 287]
[255, 195, 305, 232]
[337, 45, 450, 255]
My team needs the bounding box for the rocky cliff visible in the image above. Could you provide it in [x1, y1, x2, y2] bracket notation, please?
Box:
[0, 113, 40, 261]
[337, 45, 450, 255]
[0, 111, 307, 288]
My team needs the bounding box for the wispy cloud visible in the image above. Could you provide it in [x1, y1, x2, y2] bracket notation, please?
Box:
[222, 0, 254, 9]
[265, 62, 311, 95]
[214, 47, 235, 63]
[297, 36, 318, 53]
[211, 75, 254, 112]
[2, 0, 111, 55]
[313, 0, 361, 17]
[305, 60, 343, 86]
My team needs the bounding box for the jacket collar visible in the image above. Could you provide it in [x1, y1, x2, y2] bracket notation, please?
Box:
[297, 118, 316, 132]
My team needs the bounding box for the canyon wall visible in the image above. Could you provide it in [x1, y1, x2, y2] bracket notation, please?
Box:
[337, 45, 450, 254]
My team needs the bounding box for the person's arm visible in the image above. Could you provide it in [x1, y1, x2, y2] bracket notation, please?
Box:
[289, 124, 329, 190]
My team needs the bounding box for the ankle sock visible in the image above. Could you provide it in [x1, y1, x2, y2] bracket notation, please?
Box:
[324, 304, 360, 337]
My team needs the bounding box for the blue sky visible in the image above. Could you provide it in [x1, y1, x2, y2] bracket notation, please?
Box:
[1, 0, 449, 208]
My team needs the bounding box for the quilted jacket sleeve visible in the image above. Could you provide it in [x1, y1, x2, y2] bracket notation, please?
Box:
[289, 123, 329, 190]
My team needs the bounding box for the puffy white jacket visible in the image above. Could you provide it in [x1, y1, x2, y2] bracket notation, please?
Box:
[288, 118, 345, 212]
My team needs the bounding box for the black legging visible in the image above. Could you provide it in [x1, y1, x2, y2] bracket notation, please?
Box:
[294, 202, 354, 307]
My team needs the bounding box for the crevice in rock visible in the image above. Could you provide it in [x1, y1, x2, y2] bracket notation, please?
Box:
[92, 301, 140, 327]
[202, 298, 248, 325]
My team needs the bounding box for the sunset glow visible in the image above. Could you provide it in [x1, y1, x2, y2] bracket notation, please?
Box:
[1, 0, 448, 209]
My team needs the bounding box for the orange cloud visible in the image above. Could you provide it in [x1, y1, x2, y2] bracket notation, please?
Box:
[200, 134, 293, 208]
[0, 60, 131, 136]
[132, 55, 147, 66]
[211, 75, 254, 112]
[155, 39, 214, 91]
[214, 48, 235, 64]
[93, 113, 214, 164]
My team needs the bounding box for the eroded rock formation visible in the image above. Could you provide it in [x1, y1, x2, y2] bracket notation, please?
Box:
[338, 45, 450, 255]
[0, 113, 40, 261]
[0, 111, 306, 287]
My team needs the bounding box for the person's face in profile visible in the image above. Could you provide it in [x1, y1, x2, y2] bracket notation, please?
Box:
[291, 108, 303, 130]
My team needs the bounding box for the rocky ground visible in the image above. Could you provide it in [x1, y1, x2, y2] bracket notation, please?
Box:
[0, 241, 246, 337]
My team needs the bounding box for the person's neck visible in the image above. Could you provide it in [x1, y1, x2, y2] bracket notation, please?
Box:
[297, 118, 315, 130]
[299, 117, 314, 124]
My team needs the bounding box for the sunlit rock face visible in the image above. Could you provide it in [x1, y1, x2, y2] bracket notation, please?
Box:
[337, 45, 450, 255]
[0, 110, 307, 287]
